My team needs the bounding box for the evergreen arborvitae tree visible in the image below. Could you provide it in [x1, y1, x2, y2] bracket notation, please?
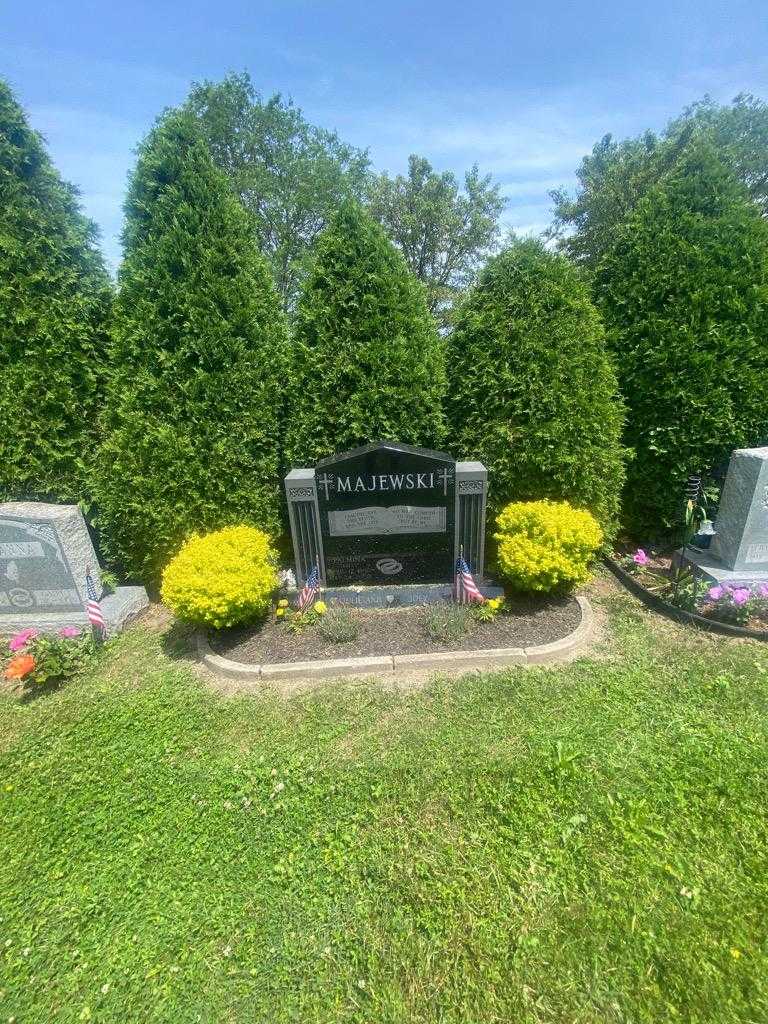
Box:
[0, 79, 112, 503]
[284, 203, 446, 466]
[446, 238, 626, 534]
[594, 142, 768, 534]
[95, 111, 288, 582]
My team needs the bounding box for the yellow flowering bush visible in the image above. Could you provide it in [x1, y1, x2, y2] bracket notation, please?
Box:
[161, 526, 279, 628]
[494, 500, 603, 592]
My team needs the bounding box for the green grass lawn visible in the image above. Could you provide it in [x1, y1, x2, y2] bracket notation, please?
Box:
[1, 583, 767, 1023]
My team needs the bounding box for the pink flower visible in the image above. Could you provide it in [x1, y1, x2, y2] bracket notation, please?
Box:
[8, 628, 38, 652]
[708, 585, 725, 600]
[731, 588, 751, 607]
[633, 549, 650, 566]
[758, 583, 768, 599]
[58, 626, 81, 638]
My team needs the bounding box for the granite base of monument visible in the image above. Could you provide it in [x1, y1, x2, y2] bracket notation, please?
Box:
[0, 502, 149, 636]
[0, 585, 149, 636]
[674, 547, 768, 588]
[287, 581, 505, 610]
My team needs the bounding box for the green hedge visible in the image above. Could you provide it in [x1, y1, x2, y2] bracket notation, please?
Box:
[284, 202, 446, 467]
[446, 238, 626, 534]
[94, 111, 289, 583]
[0, 79, 112, 504]
[594, 142, 768, 534]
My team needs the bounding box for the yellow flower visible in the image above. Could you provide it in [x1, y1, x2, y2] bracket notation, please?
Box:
[730, 948, 742, 959]
[314, 600, 327, 615]
[278, 599, 289, 608]
[275, 607, 285, 618]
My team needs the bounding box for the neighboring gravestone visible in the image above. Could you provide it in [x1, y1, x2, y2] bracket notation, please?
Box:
[710, 447, 768, 571]
[0, 502, 148, 634]
[681, 447, 768, 585]
[285, 442, 499, 604]
[317, 443, 456, 586]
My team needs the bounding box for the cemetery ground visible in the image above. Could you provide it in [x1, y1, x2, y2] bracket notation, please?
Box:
[1, 578, 767, 1024]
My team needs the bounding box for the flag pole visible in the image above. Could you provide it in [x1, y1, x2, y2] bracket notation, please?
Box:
[85, 564, 104, 644]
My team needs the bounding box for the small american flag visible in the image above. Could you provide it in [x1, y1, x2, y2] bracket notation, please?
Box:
[85, 570, 106, 631]
[454, 555, 485, 604]
[297, 564, 320, 612]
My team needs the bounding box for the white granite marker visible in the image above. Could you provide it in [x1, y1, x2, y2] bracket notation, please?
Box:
[0, 502, 148, 635]
[710, 447, 768, 570]
[683, 447, 768, 585]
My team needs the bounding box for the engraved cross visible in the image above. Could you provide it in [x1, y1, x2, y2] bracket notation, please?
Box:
[317, 473, 333, 501]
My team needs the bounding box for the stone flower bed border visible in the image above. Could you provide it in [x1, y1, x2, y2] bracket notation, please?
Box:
[197, 596, 594, 682]
[604, 556, 768, 642]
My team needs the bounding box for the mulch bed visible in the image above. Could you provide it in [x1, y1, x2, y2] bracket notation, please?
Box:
[610, 544, 768, 632]
[210, 592, 582, 664]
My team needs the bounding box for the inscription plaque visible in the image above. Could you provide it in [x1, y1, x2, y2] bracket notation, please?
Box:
[316, 442, 456, 585]
[0, 517, 80, 614]
[744, 542, 768, 564]
[328, 505, 447, 537]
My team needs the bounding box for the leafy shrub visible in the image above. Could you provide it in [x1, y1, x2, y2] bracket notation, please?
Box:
[423, 604, 475, 644]
[284, 202, 446, 467]
[494, 500, 603, 592]
[594, 142, 768, 534]
[0, 80, 112, 504]
[446, 238, 625, 535]
[95, 110, 288, 583]
[316, 607, 359, 643]
[161, 526, 278, 629]
[3, 627, 94, 689]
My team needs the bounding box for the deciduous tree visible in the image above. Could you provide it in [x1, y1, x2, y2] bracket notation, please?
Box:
[551, 93, 768, 270]
[369, 154, 505, 327]
[185, 72, 370, 310]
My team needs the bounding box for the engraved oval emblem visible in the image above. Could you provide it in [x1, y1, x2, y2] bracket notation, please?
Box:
[376, 557, 403, 576]
[9, 588, 33, 609]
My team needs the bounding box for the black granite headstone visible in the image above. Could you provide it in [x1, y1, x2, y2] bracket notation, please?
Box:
[316, 442, 456, 585]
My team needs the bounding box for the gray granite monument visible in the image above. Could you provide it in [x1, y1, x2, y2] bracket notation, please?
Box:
[681, 446, 768, 585]
[0, 502, 149, 635]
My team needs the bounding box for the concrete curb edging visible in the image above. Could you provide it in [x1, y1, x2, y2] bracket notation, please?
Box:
[196, 596, 594, 683]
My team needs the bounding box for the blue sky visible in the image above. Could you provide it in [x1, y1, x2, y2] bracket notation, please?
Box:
[3, 0, 767, 271]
